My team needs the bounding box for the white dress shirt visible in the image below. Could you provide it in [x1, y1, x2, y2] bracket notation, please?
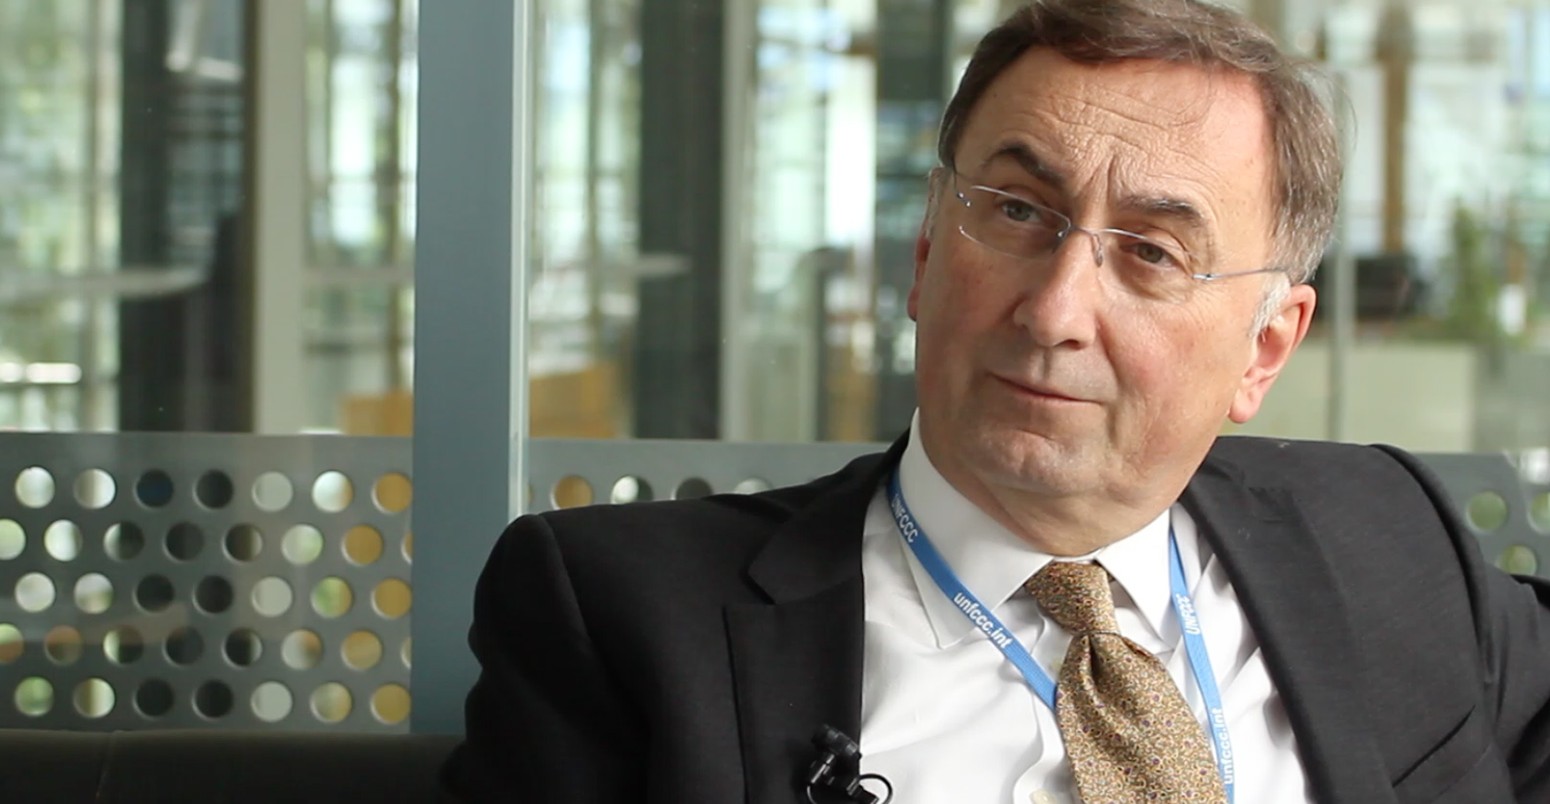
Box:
[857, 424, 1314, 804]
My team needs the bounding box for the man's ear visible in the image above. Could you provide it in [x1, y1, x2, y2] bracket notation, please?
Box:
[1229, 282, 1316, 424]
[908, 170, 944, 322]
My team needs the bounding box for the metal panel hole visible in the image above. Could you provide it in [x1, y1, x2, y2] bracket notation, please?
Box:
[105, 523, 145, 561]
[44, 520, 82, 561]
[135, 470, 174, 508]
[74, 573, 113, 614]
[1466, 491, 1508, 533]
[372, 578, 411, 619]
[551, 476, 594, 508]
[0, 624, 22, 663]
[371, 684, 410, 725]
[194, 681, 234, 719]
[373, 473, 412, 513]
[74, 679, 115, 719]
[104, 627, 144, 665]
[734, 478, 773, 494]
[225, 525, 262, 561]
[343, 525, 384, 565]
[165, 627, 205, 665]
[281, 525, 324, 565]
[252, 577, 294, 617]
[312, 577, 354, 618]
[74, 470, 116, 509]
[610, 476, 653, 504]
[402, 532, 413, 562]
[311, 682, 352, 723]
[16, 573, 56, 613]
[252, 681, 293, 723]
[400, 637, 411, 669]
[135, 575, 175, 613]
[15, 467, 55, 508]
[45, 626, 83, 665]
[165, 523, 204, 561]
[1498, 545, 1538, 575]
[0, 519, 24, 560]
[281, 630, 323, 670]
[16, 677, 53, 717]
[312, 471, 354, 513]
[195, 576, 234, 614]
[674, 478, 714, 500]
[224, 629, 262, 667]
[135, 679, 174, 718]
[342, 630, 382, 670]
[195, 471, 235, 509]
[253, 472, 294, 512]
[1533, 492, 1550, 534]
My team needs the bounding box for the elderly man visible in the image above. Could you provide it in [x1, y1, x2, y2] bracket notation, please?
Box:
[441, 1, 1550, 802]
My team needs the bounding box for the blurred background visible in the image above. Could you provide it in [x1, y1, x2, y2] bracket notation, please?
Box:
[1, 0, 1548, 457]
[0, 0, 1549, 738]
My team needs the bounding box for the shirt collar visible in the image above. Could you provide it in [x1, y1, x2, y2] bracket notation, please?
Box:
[891, 414, 1178, 648]
[1091, 508, 1175, 645]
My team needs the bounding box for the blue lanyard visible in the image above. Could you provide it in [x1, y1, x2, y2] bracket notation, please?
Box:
[887, 471, 1236, 801]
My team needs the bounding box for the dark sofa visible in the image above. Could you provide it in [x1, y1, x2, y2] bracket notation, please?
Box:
[0, 729, 460, 803]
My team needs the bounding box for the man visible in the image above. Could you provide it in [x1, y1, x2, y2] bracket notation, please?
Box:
[442, 1, 1550, 802]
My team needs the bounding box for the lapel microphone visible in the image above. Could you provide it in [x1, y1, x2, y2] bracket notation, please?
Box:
[803, 725, 894, 804]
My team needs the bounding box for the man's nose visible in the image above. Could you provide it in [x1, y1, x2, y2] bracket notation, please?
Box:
[1012, 233, 1103, 349]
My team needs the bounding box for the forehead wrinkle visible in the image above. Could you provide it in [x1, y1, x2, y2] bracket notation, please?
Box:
[1048, 69, 1221, 135]
[1045, 113, 1223, 217]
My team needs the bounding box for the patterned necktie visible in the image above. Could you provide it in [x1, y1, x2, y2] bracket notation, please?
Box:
[1024, 561, 1226, 804]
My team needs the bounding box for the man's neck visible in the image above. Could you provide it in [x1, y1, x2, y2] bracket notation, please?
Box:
[965, 481, 1161, 556]
[914, 440, 1186, 557]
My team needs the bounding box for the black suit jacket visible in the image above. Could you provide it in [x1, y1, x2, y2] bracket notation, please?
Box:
[441, 436, 1550, 803]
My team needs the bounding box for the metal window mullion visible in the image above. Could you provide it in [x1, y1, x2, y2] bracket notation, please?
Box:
[410, 0, 532, 735]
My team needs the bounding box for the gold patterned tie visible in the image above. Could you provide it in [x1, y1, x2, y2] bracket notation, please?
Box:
[1025, 561, 1226, 804]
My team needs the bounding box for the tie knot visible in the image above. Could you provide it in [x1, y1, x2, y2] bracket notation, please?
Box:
[1024, 561, 1119, 635]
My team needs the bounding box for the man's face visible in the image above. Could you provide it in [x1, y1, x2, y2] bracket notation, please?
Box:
[909, 49, 1314, 511]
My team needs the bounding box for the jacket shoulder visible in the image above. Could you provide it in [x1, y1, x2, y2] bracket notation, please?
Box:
[1207, 435, 1434, 497]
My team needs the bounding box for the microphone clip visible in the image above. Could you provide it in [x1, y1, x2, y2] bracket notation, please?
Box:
[802, 725, 892, 804]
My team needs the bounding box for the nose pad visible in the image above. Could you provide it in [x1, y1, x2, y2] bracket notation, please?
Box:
[1051, 227, 1105, 268]
[1084, 229, 1105, 267]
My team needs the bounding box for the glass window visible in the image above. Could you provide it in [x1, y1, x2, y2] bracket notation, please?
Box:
[306, 0, 417, 435]
[519, 0, 1550, 455]
[0, 1, 121, 431]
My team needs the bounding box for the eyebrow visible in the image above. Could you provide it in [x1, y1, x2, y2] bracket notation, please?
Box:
[978, 140, 1218, 258]
[1116, 195, 1208, 237]
[977, 142, 1069, 191]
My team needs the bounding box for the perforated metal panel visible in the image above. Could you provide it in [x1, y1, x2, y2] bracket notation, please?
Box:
[2, 434, 1546, 733]
[0, 433, 413, 731]
[1418, 451, 1550, 576]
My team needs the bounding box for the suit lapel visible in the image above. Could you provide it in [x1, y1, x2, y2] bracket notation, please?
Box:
[726, 438, 906, 804]
[1183, 449, 1396, 804]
